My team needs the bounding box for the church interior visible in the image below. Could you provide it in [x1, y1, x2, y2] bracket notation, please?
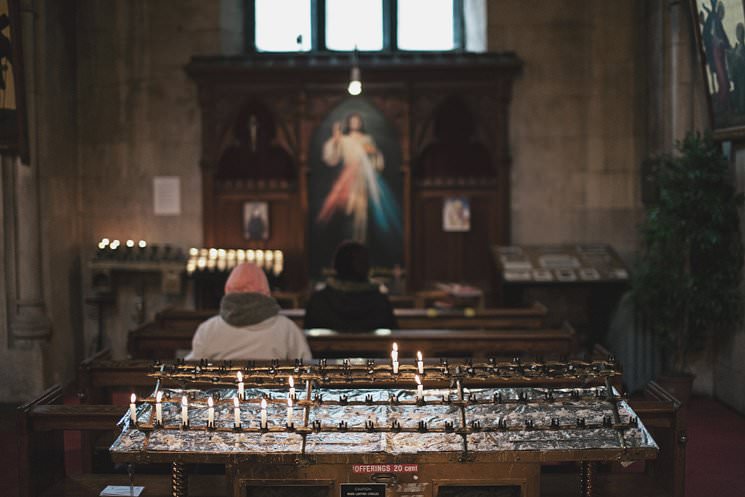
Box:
[2, 0, 745, 496]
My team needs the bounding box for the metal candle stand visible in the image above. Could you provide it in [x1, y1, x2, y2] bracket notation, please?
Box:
[119, 356, 642, 497]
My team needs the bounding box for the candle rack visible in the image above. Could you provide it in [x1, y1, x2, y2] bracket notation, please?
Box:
[123, 356, 632, 459]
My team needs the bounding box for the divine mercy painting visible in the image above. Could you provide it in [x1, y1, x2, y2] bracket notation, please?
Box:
[308, 98, 403, 279]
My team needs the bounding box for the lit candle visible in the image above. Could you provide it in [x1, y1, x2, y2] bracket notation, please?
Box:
[237, 371, 245, 400]
[286, 397, 293, 427]
[126, 239, 134, 248]
[233, 396, 241, 428]
[391, 342, 399, 374]
[415, 374, 423, 400]
[260, 398, 268, 429]
[181, 395, 188, 426]
[417, 351, 424, 375]
[207, 396, 214, 428]
[138, 240, 147, 249]
[155, 391, 163, 426]
[288, 376, 295, 400]
[129, 393, 137, 425]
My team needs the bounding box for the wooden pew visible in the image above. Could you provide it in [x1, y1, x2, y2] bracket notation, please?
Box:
[305, 323, 576, 358]
[17, 384, 129, 497]
[18, 384, 224, 497]
[625, 381, 686, 497]
[128, 302, 550, 358]
[128, 322, 575, 360]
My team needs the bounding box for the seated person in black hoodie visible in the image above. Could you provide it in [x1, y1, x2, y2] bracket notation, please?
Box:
[304, 241, 398, 330]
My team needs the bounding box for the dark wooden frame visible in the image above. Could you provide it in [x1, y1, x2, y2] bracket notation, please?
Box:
[688, 0, 745, 140]
[0, 0, 29, 162]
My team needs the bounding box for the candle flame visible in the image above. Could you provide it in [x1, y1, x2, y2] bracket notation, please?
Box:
[182, 395, 188, 406]
[417, 351, 422, 361]
[237, 371, 243, 382]
[415, 374, 421, 385]
[261, 398, 267, 409]
[156, 391, 163, 402]
[138, 240, 147, 248]
[208, 396, 214, 407]
[393, 342, 398, 352]
[130, 393, 136, 403]
[233, 396, 239, 407]
[288, 376, 294, 388]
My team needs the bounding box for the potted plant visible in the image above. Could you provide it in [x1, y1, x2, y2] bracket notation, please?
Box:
[633, 131, 744, 402]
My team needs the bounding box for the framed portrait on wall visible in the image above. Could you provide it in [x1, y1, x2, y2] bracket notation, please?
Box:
[690, 0, 745, 138]
[243, 201, 269, 241]
[0, 0, 29, 162]
[443, 196, 471, 232]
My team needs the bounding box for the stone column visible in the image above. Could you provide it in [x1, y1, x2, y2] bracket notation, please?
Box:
[9, 0, 50, 340]
[10, 156, 50, 339]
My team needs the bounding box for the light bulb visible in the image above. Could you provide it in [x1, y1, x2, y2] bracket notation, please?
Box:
[348, 66, 362, 95]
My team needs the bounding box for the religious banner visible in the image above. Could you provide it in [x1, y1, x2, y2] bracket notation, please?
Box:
[0, 0, 28, 162]
[691, 0, 745, 137]
[308, 98, 403, 279]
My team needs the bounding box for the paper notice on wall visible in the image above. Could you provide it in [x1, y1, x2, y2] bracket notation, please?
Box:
[153, 176, 181, 216]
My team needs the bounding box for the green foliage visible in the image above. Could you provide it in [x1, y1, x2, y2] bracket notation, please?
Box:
[634, 132, 745, 373]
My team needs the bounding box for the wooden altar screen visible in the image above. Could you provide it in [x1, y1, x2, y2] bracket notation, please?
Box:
[186, 52, 521, 294]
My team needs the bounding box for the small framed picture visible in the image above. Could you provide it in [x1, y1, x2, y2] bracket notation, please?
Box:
[243, 201, 269, 240]
[443, 196, 470, 232]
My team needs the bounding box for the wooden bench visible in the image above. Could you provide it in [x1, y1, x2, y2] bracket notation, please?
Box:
[128, 323, 575, 360]
[305, 323, 576, 359]
[17, 384, 224, 497]
[128, 303, 550, 358]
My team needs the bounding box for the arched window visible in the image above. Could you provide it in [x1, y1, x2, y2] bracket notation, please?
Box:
[249, 0, 485, 53]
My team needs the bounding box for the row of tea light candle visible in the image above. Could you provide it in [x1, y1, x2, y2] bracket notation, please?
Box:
[186, 248, 283, 275]
[130, 391, 292, 429]
[129, 344, 430, 429]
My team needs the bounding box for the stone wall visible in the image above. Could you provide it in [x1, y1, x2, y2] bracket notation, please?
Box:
[488, 0, 646, 262]
[75, 0, 243, 357]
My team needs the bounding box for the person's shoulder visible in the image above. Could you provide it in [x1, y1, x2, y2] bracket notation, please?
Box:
[273, 315, 303, 332]
[196, 315, 228, 333]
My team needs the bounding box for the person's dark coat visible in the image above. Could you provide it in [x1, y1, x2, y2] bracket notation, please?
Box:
[304, 279, 397, 331]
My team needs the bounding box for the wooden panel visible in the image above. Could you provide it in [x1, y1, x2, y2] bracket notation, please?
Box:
[411, 189, 504, 301]
[188, 53, 521, 294]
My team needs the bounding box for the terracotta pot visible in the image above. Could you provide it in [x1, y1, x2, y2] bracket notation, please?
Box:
[656, 373, 695, 404]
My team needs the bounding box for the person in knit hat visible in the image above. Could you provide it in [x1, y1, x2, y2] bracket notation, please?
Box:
[304, 241, 397, 331]
[185, 263, 311, 360]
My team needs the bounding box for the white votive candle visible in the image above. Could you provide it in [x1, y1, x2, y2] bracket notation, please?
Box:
[417, 351, 424, 375]
[129, 393, 137, 425]
[237, 371, 245, 400]
[260, 398, 268, 429]
[391, 343, 399, 374]
[155, 391, 163, 425]
[233, 397, 241, 428]
[207, 396, 214, 427]
[181, 395, 188, 426]
[415, 374, 423, 400]
[288, 376, 295, 399]
[287, 397, 293, 426]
